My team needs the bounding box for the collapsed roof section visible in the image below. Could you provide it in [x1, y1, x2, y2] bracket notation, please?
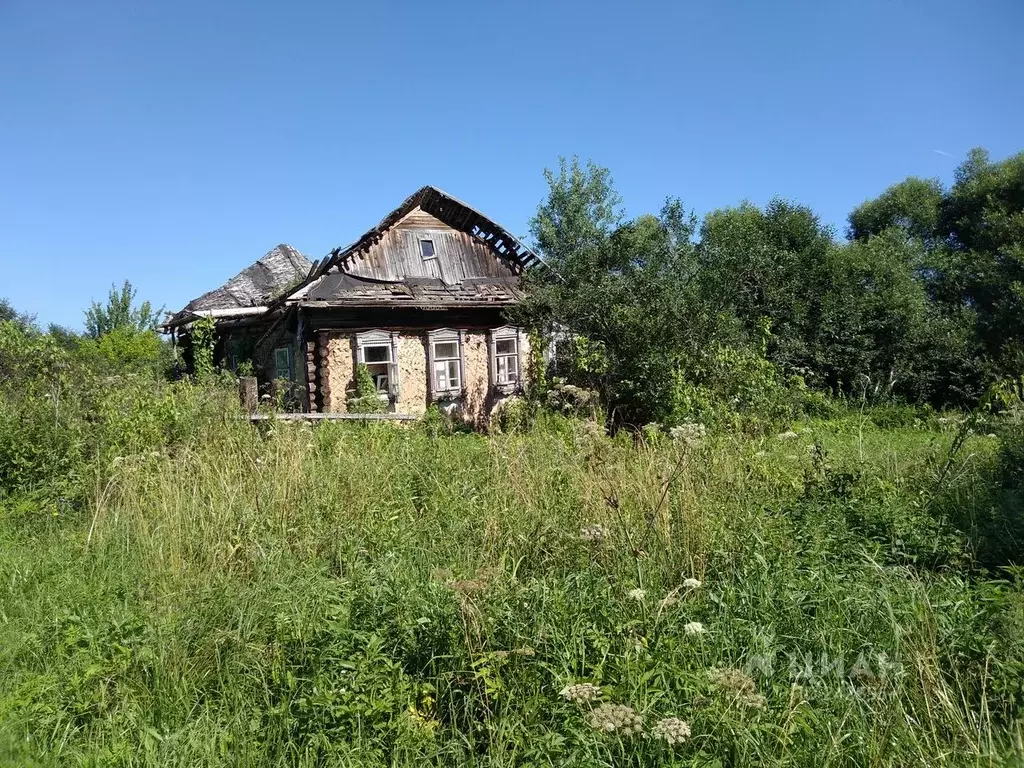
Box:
[284, 185, 537, 309]
[165, 186, 538, 327]
[165, 244, 312, 328]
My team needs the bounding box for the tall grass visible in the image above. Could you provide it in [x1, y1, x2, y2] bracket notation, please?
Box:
[1, 412, 1022, 766]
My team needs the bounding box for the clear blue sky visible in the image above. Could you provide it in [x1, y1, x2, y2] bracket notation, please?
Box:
[2, 0, 1022, 329]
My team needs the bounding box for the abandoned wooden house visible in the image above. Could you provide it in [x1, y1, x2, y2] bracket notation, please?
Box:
[164, 186, 539, 424]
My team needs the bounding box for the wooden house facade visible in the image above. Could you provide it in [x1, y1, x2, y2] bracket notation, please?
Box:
[165, 187, 538, 425]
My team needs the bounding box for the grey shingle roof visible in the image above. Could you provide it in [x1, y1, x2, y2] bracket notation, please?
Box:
[167, 244, 311, 325]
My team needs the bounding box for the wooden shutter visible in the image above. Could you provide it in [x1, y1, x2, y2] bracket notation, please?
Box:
[388, 332, 400, 400]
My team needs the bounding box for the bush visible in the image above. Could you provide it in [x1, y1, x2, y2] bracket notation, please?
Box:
[490, 396, 532, 434]
[0, 319, 234, 509]
[348, 363, 388, 414]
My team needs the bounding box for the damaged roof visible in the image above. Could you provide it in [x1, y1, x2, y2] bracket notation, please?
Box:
[286, 185, 537, 309]
[301, 273, 524, 308]
[167, 244, 312, 327]
[165, 186, 537, 328]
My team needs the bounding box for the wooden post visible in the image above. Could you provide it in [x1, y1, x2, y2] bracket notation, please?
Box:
[239, 376, 258, 413]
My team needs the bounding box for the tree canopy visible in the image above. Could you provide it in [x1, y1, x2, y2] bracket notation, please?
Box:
[84, 280, 163, 339]
[524, 149, 1024, 425]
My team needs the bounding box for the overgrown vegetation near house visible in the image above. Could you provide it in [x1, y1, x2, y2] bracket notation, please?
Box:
[1, 147, 1024, 765]
[520, 148, 1024, 427]
[1, 385, 1023, 766]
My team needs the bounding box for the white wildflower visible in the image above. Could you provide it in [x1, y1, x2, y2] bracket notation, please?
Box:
[670, 421, 707, 448]
[580, 524, 608, 543]
[742, 691, 766, 709]
[559, 682, 602, 704]
[651, 716, 691, 745]
[711, 667, 766, 709]
[627, 588, 646, 602]
[987, 433, 998, 438]
[587, 703, 643, 736]
[682, 577, 701, 589]
[777, 430, 799, 440]
[684, 621, 706, 635]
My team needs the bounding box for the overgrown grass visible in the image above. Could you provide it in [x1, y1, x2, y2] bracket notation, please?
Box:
[1, 410, 1023, 766]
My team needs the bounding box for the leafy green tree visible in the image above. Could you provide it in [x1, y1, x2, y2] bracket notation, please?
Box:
[84, 280, 163, 338]
[0, 298, 37, 333]
[942, 148, 1024, 373]
[46, 324, 81, 351]
[697, 199, 836, 373]
[849, 148, 1024, 383]
[521, 158, 726, 425]
[847, 177, 944, 243]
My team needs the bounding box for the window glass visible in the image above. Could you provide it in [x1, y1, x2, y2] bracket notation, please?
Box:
[433, 355, 461, 391]
[433, 341, 458, 359]
[364, 344, 391, 364]
[274, 347, 291, 380]
[495, 338, 516, 356]
[420, 239, 436, 259]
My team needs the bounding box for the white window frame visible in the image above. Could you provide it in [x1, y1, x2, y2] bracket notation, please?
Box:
[273, 346, 292, 381]
[419, 238, 437, 261]
[427, 328, 464, 399]
[356, 330, 399, 400]
[489, 326, 523, 393]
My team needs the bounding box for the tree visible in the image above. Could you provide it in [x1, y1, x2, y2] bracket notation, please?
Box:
[0, 298, 37, 333]
[520, 158, 723, 425]
[941, 148, 1024, 374]
[84, 280, 162, 339]
[849, 148, 1024, 382]
[847, 177, 944, 243]
[697, 199, 837, 373]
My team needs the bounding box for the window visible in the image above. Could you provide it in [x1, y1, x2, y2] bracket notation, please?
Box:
[432, 340, 461, 393]
[490, 327, 522, 391]
[356, 331, 399, 398]
[419, 238, 436, 260]
[495, 337, 519, 384]
[428, 329, 463, 398]
[274, 347, 292, 381]
[363, 344, 392, 393]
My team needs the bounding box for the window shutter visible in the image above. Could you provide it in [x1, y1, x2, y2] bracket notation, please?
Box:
[388, 332, 400, 399]
[488, 330, 497, 388]
[457, 330, 465, 393]
[516, 328, 525, 389]
[426, 333, 435, 400]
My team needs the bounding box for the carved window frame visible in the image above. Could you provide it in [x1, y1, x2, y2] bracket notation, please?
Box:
[355, 330, 400, 400]
[489, 326, 523, 394]
[427, 328, 464, 400]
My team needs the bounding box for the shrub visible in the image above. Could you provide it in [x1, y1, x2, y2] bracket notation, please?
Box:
[348, 363, 388, 414]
